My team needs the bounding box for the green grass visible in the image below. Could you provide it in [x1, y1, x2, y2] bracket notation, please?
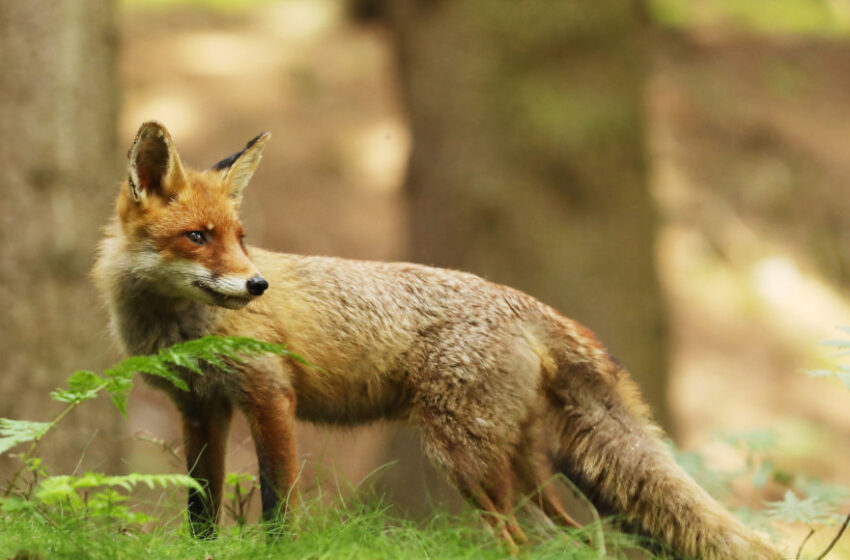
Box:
[0, 494, 653, 560]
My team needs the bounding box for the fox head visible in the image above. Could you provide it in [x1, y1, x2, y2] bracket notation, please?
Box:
[116, 121, 270, 309]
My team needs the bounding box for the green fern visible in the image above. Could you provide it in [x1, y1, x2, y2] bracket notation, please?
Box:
[36, 473, 202, 507]
[805, 326, 850, 390]
[54, 335, 308, 417]
[765, 490, 846, 526]
[0, 419, 51, 456]
[1, 336, 313, 502]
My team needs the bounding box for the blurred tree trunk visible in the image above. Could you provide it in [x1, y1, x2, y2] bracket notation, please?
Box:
[0, 1, 122, 475]
[379, 0, 668, 515]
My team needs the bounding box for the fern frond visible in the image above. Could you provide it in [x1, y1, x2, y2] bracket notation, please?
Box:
[50, 370, 105, 404]
[0, 419, 51, 455]
[766, 490, 845, 526]
[35, 472, 202, 503]
[100, 335, 314, 416]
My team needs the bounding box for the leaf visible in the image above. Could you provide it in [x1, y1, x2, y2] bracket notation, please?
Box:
[799, 479, 850, 507]
[0, 496, 35, 514]
[159, 348, 203, 375]
[106, 355, 188, 392]
[34, 476, 79, 504]
[50, 370, 104, 404]
[97, 336, 315, 407]
[106, 375, 133, 417]
[0, 419, 51, 455]
[765, 490, 841, 525]
[35, 472, 203, 503]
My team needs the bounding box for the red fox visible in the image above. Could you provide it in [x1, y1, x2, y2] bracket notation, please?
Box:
[94, 121, 783, 558]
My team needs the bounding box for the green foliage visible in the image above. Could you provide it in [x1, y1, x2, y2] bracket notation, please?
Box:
[0, 420, 51, 456]
[5, 330, 850, 557]
[0, 335, 309, 513]
[50, 370, 103, 405]
[49, 335, 305, 417]
[0, 471, 651, 559]
[800, 479, 850, 509]
[224, 472, 258, 528]
[686, 331, 849, 557]
[770, 328, 850, 557]
[0, 334, 649, 558]
[35, 472, 202, 503]
[716, 429, 781, 489]
[16, 473, 201, 528]
[0, 493, 646, 560]
[672, 421, 850, 546]
[804, 326, 850, 391]
[766, 490, 848, 527]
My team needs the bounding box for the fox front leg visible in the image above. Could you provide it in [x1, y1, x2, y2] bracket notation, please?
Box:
[242, 388, 299, 532]
[177, 397, 233, 538]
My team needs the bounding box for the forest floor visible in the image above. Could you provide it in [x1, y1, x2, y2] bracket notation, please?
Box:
[118, 2, 850, 556]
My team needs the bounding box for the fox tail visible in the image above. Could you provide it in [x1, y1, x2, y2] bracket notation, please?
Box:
[543, 319, 783, 559]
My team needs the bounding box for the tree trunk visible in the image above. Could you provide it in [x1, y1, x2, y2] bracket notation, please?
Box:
[0, 0, 122, 475]
[380, 0, 668, 515]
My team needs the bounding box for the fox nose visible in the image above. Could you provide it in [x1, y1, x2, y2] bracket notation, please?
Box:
[246, 275, 268, 296]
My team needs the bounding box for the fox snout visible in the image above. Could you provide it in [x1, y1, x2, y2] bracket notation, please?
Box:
[246, 275, 268, 296]
[187, 269, 268, 309]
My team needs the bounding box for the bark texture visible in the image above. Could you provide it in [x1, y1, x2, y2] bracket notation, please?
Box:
[0, 0, 122, 474]
[381, 0, 668, 514]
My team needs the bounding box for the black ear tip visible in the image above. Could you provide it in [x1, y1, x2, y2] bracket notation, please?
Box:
[211, 132, 271, 171]
[245, 131, 271, 149]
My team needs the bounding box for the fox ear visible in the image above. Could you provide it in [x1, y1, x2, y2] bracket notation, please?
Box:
[127, 121, 187, 203]
[212, 132, 271, 205]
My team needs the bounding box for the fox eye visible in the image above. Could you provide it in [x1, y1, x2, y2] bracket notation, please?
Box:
[184, 230, 207, 245]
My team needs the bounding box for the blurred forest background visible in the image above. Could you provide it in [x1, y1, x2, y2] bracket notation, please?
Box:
[2, 0, 850, 553]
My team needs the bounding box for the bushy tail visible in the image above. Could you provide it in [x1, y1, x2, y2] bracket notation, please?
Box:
[543, 324, 783, 559]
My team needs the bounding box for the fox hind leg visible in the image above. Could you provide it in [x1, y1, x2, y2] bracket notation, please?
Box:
[414, 407, 527, 551]
[412, 332, 550, 550]
[512, 444, 582, 530]
[466, 476, 525, 554]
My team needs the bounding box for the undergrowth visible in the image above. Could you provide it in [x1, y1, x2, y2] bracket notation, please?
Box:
[1, 334, 849, 558]
[0, 492, 651, 560]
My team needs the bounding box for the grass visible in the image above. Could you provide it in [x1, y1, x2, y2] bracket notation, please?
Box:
[0, 493, 652, 560]
[0, 336, 653, 559]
